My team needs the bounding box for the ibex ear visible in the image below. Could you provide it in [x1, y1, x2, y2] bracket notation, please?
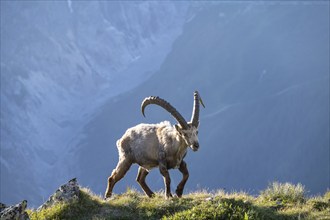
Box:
[175, 124, 183, 134]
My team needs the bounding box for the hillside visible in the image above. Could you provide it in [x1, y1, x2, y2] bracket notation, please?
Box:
[0, 1, 189, 205]
[74, 2, 329, 200]
[27, 182, 330, 220]
[1, 1, 329, 207]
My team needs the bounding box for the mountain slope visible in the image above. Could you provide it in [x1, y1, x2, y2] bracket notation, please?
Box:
[74, 3, 329, 199]
[0, 1, 190, 206]
[1, 2, 328, 207]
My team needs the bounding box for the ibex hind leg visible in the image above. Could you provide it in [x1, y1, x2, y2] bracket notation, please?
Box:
[104, 159, 132, 199]
[136, 166, 154, 197]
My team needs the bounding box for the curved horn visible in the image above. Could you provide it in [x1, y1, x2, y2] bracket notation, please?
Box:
[141, 96, 189, 129]
[190, 91, 205, 127]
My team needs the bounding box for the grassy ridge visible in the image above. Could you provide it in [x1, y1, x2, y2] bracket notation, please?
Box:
[28, 183, 330, 220]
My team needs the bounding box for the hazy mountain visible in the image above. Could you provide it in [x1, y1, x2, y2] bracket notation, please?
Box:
[74, 3, 329, 198]
[1, 1, 329, 207]
[1, 1, 190, 206]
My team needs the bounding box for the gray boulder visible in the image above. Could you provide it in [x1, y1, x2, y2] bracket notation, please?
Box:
[37, 178, 80, 210]
[0, 200, 29, 220]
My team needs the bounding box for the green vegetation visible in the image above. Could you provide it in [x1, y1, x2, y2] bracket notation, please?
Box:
[28, 183, 330, 220]
[260, 182, 306, 204]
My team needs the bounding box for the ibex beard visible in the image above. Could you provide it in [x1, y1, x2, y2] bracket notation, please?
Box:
[104, 91, 205, 199]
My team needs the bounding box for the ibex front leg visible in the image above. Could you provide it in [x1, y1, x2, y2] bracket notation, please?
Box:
[159, 151, 172, 198]
[176, 160, 189, 198]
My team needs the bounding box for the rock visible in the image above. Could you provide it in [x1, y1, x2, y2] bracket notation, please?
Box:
[0, 202, 6, 212]
[37, 178, 80, 211]
[0, 200, 30, 220]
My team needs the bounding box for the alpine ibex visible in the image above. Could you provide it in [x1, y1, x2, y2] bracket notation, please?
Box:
[104, 91, 205, 199]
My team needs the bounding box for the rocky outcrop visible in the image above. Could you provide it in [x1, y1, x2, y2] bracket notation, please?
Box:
[0, 178, 80, 219]
[0, 200, 29, 220]
[37, 178, 80, 211]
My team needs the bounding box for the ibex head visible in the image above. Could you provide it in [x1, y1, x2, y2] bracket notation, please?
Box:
[141, 91, 205, 152]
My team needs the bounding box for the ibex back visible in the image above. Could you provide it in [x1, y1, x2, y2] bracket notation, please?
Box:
[105, 91, 205, 199]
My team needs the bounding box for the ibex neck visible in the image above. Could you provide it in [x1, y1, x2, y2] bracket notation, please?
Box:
[176, 132, 189, 154]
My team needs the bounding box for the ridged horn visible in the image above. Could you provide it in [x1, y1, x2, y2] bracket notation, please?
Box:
[141, 96, 189, 130]
[190, 91, 205, 127]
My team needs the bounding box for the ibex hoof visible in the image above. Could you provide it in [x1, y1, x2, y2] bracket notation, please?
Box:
[165, 193, 173, 199]
[104, 193, 112, 200]
[146, 192, 155, 198]
[176, 189, 183, 198]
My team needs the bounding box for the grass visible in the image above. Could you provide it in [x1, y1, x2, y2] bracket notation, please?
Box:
[27, 183, 330, 220]
[259, 182, 306, 204]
